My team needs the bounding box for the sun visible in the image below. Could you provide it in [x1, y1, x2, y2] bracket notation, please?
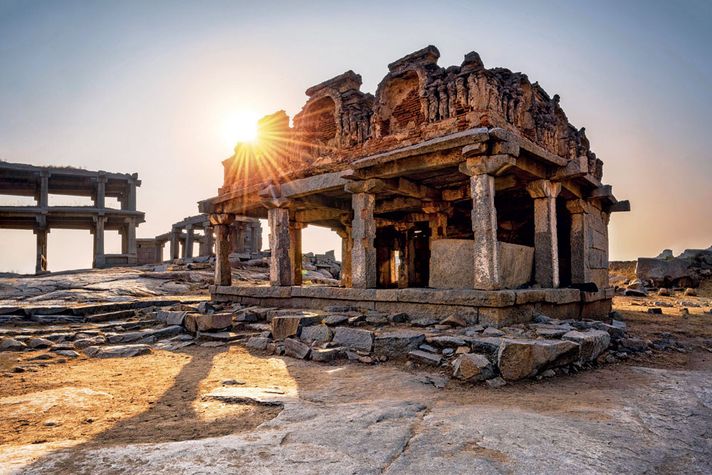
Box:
[222, 111, 260, 150]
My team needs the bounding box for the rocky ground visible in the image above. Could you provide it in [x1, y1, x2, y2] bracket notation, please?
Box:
[0, 268, 711, 474]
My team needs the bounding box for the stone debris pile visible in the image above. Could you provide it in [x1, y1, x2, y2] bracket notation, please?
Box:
[1, 298, 682, 385]
[634, 246, 712, 289]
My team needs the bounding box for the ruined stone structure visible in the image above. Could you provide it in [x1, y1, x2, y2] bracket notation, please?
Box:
[136, 214, 262, 265]
[200, 46, 629, 324]
[0, 161, 144, 273]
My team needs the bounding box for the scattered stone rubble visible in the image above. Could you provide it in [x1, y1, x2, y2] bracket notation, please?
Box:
[0, 293, 690, 385]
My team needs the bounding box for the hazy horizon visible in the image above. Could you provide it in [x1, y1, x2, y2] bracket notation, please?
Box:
[1, 0, 711, 274]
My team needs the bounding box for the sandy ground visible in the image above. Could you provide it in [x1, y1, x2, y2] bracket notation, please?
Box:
[1, 295, 711, 474]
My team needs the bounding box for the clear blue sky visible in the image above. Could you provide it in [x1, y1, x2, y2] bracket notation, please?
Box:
[1, 0, 711, 273]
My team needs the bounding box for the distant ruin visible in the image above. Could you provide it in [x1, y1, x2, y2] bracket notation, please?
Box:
[136, 214, 262, 264]
[0, 161, 144, 272]
[199, 46, 629, 324]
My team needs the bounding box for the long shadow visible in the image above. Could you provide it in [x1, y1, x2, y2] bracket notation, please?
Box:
[17, 345, 282, 474]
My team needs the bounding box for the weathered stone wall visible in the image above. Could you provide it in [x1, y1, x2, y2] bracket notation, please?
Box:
[222, 45, 603, 191]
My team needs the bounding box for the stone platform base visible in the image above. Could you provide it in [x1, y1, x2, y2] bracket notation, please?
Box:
[211, 285, 614, 327]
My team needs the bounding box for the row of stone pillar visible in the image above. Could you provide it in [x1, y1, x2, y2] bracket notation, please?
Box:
[212, 166, 597, 290]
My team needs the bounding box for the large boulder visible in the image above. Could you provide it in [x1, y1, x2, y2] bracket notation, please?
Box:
[332, 327, 374, 352]
[562, 330, 611, 361]
[452, 353, 495, 381]
[635, 256, 695, 287]
[497, 339, 579, 381]
[373, 330, 425, 358]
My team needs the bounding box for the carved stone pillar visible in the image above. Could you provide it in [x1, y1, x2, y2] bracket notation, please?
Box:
[126, 218, 137, 262]
[184, 224, 194, 259]
[92, 216, 106, 268]
[95, 174, 106, 209]
[38, 170, 49, 209]
[210, 214, 234, 286]
[567, 199, 590, 285]
[350, 192, 377, 289]
[336, 227, 352, 288]
[170, 228, 180, 260]
[266, 206, 292, 286]
[34, 228, 48, 274]
[459, 155, 515, 290]
[527, 179, 561, 288]
[289, 222, 304, 286]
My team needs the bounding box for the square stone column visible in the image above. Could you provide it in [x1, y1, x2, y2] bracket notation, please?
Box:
[210, 214, 234, 286]
[459, 155, 515, 290]
[170, 228, 180, 260]
[335, 227, 352, 288]
[350, 192, 377, 289]
[126, 218, 137, 262]
[184, 224, 194, 259]
[95, 174, 106, 209]
[230, 222, 244, 253]
[38, 170, 49, 208]
[92, 216, 106, 268]
[567, 199, 591, 285]
[527, 179, 562, 288]
[289, 222, 304, 286]
[34, 228, 48, 274]
[265, 202, 293, 287]
[251, 222, 262, 253]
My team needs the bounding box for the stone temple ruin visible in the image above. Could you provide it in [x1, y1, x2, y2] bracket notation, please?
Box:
[200, 46, 629, 326]
[136, 213, 262, 265]
[0, 161, 144, 272]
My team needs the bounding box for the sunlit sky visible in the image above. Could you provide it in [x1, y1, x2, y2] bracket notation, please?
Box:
[1, 0, 711, 274]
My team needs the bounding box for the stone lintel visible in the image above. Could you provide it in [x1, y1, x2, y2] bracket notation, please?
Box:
[589, 184, 613, 199]
[551, 156, 589, 181]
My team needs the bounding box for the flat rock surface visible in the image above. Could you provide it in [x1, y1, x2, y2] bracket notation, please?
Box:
[2, 342, 709, 474]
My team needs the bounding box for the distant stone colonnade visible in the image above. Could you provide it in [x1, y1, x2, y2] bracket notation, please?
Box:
[0, 161, 144, 274]
[136, 214, 261, 264]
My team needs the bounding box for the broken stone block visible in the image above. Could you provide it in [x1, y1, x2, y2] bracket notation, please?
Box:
[387, 312, 408, 323]
[185, 313, 233, 333]
[197, 301, 215, 314]
[463, 336, 502, 355]
[311, 347, 341, 362]
[0, 338, 27, 351]
[410, 316, 440, 327]
[562, 330, 611, 362]
[246, 336, 271, 351]
[497, 338, 579, 381]
[486, 376, 507, 388]
[452, 353, 494, 381]
[419, 344, 438, 353]
[84, 344, 151, 358]
[300, 325, 333, 345]
[271, 315, 323, 340]
[589, 321, 625, 340]
[157, 310, 187, 326]
[284, 338, 310, 359]
[657, 288, 671, 296]
[332, 327, 374, 352]
[533, 325, 568, 339]
[323, 315, 349, 326]
[54, 349, 80, 358]
[647, 308, 663, 314]
[620, 338, 648, 352]
[373, 330, 425, 358]
[365, 314, 388, 325]
[683, 288, 697, 296]
[408, 350, 442, 366]
[483, 327, 505, 337]
[427, 335, 466, 348]
[28, 338, 53, 349]
[74, 336, 107, 349]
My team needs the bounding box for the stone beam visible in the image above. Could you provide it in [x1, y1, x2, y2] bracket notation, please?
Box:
[375, 197, 422, 214]
[609, 200, 631, 213]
